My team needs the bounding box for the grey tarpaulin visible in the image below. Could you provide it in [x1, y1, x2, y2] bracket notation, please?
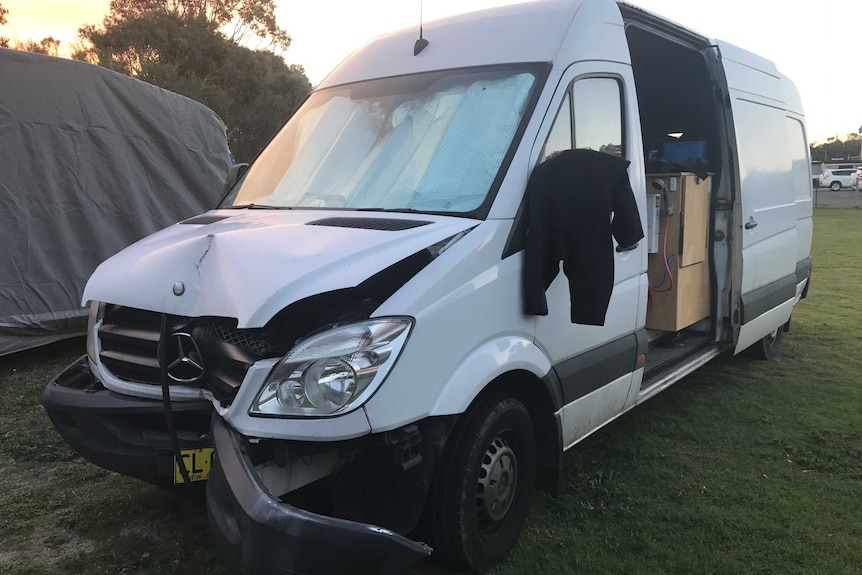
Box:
[0, 49, 231, 356]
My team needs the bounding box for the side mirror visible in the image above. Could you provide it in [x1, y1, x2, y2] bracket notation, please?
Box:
[223, 163, 249, 195]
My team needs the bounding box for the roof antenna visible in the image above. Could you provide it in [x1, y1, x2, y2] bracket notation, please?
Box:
[414, 0, 429, 55]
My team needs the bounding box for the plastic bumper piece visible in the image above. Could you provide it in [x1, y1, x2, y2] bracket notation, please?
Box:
[206, 416, 432, 575]
[42, 355, 213, 485]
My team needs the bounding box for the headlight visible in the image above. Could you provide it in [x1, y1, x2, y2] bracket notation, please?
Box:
[250, 318, 413, 417]
[86, 301, 106, 365]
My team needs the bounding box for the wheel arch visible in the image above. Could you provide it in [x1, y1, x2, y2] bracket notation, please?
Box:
[427, 337, 562, 495]
[445, 369, 564, 496]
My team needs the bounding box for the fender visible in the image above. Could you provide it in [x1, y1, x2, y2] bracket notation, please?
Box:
[429, 336, 552, 416]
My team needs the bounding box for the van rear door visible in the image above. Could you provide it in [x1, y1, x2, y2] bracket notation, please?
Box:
[718, 41, 798, 353]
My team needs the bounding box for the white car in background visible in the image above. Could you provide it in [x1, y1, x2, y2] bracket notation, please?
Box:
[820, 168, 855, 191]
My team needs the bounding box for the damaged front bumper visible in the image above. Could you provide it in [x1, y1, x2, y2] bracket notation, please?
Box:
[42, 355, 213, 485]
[206, 416, 432, 575]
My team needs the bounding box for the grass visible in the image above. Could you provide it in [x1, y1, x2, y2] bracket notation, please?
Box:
[493, 209, 862, 575]
[0, 340, 228, 575]
[2, 209, 860, 575]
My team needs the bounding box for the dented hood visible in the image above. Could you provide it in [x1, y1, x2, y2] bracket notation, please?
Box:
[83, 210, 477, 327]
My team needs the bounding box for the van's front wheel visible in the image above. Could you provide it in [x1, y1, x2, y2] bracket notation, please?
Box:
[427, 394, 536, 572]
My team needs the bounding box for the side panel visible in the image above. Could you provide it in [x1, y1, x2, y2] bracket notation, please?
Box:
[734, 298, 795, 353]
[719, 42, 798, 353]
[729, 98, 796, 294]
[365, 221, 538, 432]
[559, 371, 636, 450]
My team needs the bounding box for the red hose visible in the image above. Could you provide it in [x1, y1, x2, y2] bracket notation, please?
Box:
[648, 213, 675, 311]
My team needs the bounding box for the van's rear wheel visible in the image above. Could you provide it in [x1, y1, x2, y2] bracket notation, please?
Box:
[427, 394, 536, 572]
[830, 181, 842, 191]
[748, 324, 785, 360]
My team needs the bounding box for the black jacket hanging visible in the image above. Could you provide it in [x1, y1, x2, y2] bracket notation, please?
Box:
[522, 149, 644, 325]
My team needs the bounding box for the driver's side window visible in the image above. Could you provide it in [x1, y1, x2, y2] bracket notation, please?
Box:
[540, 77, 625, 162]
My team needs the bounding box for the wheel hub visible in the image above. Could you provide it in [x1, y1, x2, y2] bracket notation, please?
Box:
[476, 435, 518, 525]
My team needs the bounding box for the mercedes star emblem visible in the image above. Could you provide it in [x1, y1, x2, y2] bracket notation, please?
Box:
[166, 332, 205, 384]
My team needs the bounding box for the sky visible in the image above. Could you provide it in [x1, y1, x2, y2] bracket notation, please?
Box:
[1, 0, 859, 144]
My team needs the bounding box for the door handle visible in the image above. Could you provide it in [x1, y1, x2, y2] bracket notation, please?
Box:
[616, 242, 639, 253]
[744, 217, 758, 230]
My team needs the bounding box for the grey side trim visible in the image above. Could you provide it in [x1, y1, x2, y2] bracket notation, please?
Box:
[797, 257, 812, 299]
[740, 273, 797, 324]
[540, 369, 565, 412]
[635, 327, 648, 357]
[553, 334, 638, 405]
[796, 257, 812, 284]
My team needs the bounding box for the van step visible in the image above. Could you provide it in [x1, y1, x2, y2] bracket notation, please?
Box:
[643, 331, 713, 383]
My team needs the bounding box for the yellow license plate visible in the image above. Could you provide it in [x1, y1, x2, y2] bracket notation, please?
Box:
[173, 447, 214, 484]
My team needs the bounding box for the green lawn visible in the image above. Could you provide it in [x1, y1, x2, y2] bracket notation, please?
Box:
[495, 209, 862, 575]
[1, 209, 860, 575]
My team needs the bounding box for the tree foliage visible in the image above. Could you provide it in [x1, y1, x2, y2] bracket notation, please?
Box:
[0, 3, 60, 54]
[10, 36, 61, 56]
[810, 132, 862, 163]
[0, 2, 8, 47]
[75, 0, 310, 162]
[104, 0, 290, 49]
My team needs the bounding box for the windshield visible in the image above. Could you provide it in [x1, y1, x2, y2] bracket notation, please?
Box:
[224, 67, 538, 214]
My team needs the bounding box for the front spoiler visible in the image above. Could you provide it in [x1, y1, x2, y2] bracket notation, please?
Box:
[206, 416, 432, 575]
[42, 355, 213, 485]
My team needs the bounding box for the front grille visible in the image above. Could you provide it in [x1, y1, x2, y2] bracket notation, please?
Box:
[98, 307, 162, 384]
[98, 305, 277, 405]
[199, 320, 272, 356]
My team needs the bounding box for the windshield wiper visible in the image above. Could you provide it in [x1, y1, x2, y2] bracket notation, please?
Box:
[354, 207, 423, 214]
[224, 204, 291, 210]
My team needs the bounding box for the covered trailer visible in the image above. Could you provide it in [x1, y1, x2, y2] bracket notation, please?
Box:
[0, 48, 230, 355]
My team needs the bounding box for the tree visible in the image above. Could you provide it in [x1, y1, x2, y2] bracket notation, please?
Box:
[104, 0, 290, 50]
[75, 1, 309, 161]
[12, 36, 61, 56]
[810, 132, 862, 163]
[0, 4, 62, 55]
[1, 2, 9, 48]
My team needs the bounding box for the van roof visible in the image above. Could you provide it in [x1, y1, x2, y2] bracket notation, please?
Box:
[319, 0, 593, 88]
[317, 0, 797, 114]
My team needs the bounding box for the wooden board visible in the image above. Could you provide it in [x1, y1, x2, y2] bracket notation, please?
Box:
[645, 173, 711, 332]
[680, 176, 710, 267]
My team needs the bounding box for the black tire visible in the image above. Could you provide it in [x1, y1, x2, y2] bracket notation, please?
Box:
[426, 394, 536, 572]
[748, 324, 785, 360]
[830, 180, 842, 191]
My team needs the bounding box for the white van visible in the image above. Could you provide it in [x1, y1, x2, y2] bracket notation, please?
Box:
[43, 1, 813, 573]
